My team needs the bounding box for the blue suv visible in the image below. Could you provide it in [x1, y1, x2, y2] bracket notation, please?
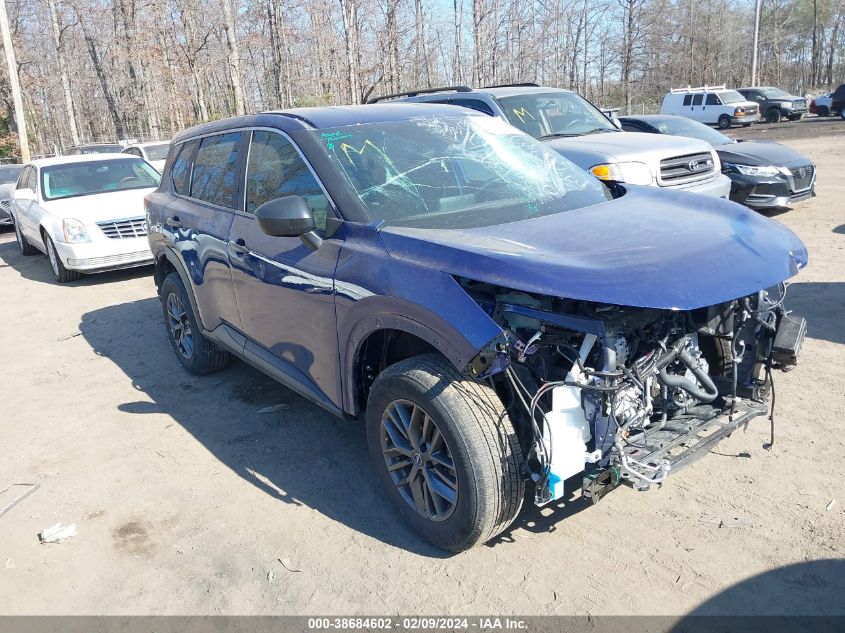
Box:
[146, 104, 807, 551]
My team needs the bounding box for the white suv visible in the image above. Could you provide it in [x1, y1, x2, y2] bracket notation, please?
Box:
[662, 86, 761, 129]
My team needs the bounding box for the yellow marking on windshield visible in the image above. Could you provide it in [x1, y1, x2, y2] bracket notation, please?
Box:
[510, 107, 536, 123]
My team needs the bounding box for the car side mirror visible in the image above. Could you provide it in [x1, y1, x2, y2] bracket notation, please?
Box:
[13, 188, 36, 201]
[255, 195, 322, 250]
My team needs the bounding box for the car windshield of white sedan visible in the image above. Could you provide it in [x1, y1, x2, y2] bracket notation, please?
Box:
[313, 116, 611, 229]
[497, 92, 618, 138]
[144, 143, 170, 160]
[41, 158, 161, 201]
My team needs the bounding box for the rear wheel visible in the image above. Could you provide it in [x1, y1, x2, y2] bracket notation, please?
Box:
[160, 272, 230, 375]
[366, 353, 524, 552]
[44, 233, 80, 283]
[14, 219, 38, 256]
[717, 115, 732, 130]
[766, 108, 782, 123]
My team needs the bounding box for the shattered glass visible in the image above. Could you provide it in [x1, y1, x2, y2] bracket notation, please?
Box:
[309, 115, 610, 229]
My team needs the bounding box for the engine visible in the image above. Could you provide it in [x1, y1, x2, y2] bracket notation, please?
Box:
[460, 280, 803, 506]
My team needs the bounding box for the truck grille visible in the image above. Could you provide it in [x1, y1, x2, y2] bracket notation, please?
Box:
[97, 217, 147, 239]
[789, 165, 814, 192]
[659, 152, 716, 186]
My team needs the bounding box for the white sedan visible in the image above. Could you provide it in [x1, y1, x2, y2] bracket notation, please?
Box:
[122, 141, 170, 172]
[10, 154, 160, 282]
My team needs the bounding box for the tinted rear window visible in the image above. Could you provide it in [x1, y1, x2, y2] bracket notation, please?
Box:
[170, 141, 197, 196]
[190, 133, 242, 208]
[683, 95, 692, 106]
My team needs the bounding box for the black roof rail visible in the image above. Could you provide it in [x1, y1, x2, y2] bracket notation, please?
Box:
[367, 85, 472, 104]
[480, 82, 540, 89]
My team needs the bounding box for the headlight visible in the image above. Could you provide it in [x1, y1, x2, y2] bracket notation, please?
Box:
[782, 102, 793, 109]
[590, 161, 653, 185]
[62, 218, 91, 243]
[724, 163, 781, 177]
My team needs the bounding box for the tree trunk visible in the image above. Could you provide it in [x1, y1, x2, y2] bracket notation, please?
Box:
[221, 0, 246, 115]
[48, 0, 80, 145]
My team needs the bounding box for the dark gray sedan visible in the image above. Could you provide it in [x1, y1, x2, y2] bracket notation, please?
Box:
[619, 114, 815, 210]
[0, 164, 23, 227]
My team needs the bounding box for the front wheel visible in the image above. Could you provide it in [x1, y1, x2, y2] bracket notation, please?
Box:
[366, 354, 524, 552]
[160, 272, 230, 375]
[44, 233, 80, 283]
[766, 109, 782, 123]
[717, 115, 732, 130]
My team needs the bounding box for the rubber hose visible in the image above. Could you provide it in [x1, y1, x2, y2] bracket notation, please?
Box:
[657, 349, 719, 403]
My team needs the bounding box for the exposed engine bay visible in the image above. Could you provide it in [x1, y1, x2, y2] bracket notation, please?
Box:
[461, 279, 806, 506]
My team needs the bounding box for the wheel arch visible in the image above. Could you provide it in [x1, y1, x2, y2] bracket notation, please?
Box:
[154, 247, 206, 331]
[342, 302, 501, 417]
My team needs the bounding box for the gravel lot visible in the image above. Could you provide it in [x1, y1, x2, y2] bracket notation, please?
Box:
[1, 129, 843, 617]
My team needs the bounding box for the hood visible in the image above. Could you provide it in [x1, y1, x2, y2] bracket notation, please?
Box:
[543, 131, 712, 169]
[42, 188, 156, 222]
[717, 141, 811, 169]
[378, 186, 807, 311]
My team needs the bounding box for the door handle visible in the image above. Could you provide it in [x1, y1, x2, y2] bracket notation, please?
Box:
[228, 238, 249, 257]
[166, 216, 182, 228]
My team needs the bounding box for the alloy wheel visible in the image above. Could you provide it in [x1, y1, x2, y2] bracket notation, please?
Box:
[46, 238, 60, 277]
[166, 292, 194, 359]
[380, 399, 458, 522]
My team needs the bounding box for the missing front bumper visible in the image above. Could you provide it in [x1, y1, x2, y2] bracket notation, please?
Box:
[583, 399, 768, 501]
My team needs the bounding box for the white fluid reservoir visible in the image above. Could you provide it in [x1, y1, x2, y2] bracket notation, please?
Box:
[542, 385, 591, 502]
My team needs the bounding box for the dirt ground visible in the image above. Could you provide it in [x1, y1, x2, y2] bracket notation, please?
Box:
[1, 131, 843, 617]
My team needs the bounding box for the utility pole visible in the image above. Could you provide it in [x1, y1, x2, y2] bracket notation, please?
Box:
[0, 0, 29, 162]
[750, 0, 762, 87]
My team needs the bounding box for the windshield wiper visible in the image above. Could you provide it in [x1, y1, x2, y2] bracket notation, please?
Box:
[581, 127, 617, 135]
[539, 132, 582, 140]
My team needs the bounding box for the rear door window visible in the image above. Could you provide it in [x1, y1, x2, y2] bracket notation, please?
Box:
[692, 94, 703, 106]
[190, 132, 243, 209]
[170, 140, 197, 196]
[245, 130, 330, 231]
[682, 95, 692, 106]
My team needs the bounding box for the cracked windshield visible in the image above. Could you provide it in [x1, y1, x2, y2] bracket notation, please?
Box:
[313, 115, 610, 229]
[498, 92, 618, 139]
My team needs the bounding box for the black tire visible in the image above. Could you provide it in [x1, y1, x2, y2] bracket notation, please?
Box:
[43, 232, 80, 283]
[840, 109, 845, 121]
[160, 272, 229, 375]
[14, 218, 38, 256]
[742, 123, 752, 127]
[366, 353, 524, 552]
[816, 106, 829, 117]
[766, 108, 782, 123]
[717, 115, 732, 130]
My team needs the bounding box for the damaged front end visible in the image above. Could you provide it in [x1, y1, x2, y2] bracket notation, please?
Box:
[462, 280, 806, 506]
